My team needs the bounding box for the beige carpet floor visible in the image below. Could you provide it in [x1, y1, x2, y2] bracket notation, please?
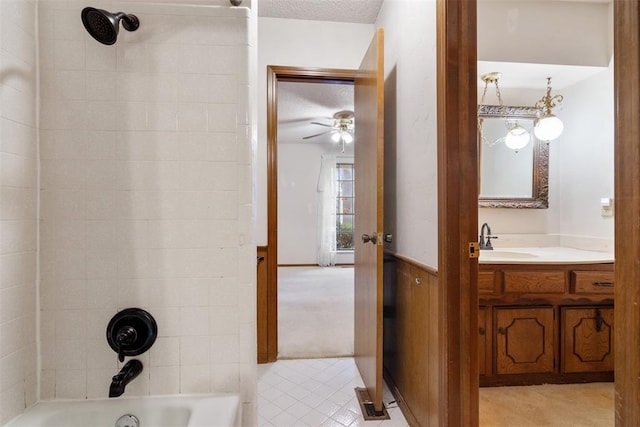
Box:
[278, 266, 354, 359]
[480, 382, 614, 426]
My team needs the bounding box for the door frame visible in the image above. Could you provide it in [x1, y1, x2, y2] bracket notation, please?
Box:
[441, 0, 640, 424]
[262, 66, 357, 363]
[437, 0, 479, 425]
[613, 1, 640, 424]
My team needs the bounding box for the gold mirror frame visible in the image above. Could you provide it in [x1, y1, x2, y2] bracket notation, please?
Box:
[478, 105, 549, 209]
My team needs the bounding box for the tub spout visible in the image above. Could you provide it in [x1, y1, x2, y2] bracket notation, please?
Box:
[109, 359, 143, 398]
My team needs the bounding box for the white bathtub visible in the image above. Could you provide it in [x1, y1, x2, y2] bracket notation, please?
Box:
[5, 394, 241, 427]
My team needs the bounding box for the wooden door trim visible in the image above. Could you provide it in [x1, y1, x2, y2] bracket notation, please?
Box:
[613, 1, 640, 423]
[437, 0, 479, 425]
[264, 66, 357, 363]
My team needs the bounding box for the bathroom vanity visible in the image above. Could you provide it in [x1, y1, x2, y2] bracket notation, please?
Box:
[478, 248, 614, 386]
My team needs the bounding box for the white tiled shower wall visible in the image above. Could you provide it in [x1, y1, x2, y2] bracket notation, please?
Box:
[0, 0, 39, 424]
[35, 0, 256, 424]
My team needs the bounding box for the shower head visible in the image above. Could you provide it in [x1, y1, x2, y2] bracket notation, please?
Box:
[81, 7, 140, 45]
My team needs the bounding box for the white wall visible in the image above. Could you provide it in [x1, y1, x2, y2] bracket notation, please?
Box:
[0, 1, 39, 424]
[37, 1, 256, 424]
[278, 143, 354, 265]
[477, 1, 614, 249]
[257, 18, 374, 247]
[558, 63, 614, 248]
[376, 0, 439, 268]
[478, 1, 610, 67]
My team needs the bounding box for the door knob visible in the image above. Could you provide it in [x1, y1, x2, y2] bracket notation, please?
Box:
[384, 234, 393, 243]
[361, 233, 378, 244]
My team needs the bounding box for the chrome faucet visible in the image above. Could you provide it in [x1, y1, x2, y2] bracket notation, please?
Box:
[109, 359, 143, 398]
[479, 222, 498, 250]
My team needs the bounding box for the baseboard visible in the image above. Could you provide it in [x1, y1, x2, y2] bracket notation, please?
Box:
[277, 263, 355, 267]
[383, 368, 419, 427]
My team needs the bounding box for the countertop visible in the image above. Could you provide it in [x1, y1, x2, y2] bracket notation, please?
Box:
[478, 246, 614, 264]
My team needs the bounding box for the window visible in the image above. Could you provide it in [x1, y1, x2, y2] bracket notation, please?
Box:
[336, 163, 355, 251]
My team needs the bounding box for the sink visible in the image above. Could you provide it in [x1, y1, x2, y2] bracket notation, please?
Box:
[480, 250, 538, 259]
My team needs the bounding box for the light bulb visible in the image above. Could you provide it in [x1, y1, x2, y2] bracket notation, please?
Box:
[534, 114, 563, 141]
[331, 132, 341, 143]
[504, 124, 530, 152]
[341, 132, 353, 144]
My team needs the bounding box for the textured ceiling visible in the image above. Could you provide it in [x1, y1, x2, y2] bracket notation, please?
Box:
[259, 0, 383, 24]
[278, 81, 354, 147]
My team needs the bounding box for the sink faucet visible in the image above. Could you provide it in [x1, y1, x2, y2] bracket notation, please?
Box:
[109, 359, 143, 398]
[479, 222, 498, 250]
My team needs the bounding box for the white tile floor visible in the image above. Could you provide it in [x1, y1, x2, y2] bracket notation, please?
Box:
[258, 358, 409, 427]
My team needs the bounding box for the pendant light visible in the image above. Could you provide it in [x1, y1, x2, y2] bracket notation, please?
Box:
[534, 77, 564, 142]
[478, 72, 531, 151]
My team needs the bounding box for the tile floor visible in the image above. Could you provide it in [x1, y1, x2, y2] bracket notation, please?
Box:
[258, 358, 409, 427]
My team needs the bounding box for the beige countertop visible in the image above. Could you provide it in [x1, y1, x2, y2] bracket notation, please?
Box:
[479, 246, 614, 264]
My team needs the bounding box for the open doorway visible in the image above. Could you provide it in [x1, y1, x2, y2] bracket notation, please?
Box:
[476, 1, 616, 425]
[259, 67, 357, 364]
[276, 79, 356, 359]
[261, 29, 390, 420]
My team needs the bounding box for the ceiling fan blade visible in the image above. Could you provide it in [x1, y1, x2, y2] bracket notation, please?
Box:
[302, 130, 335, 140]
[310, 121, 333, 128]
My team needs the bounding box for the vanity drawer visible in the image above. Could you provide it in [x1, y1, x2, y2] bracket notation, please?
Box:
[478, 271, 496, 294]
[572, 271, 615, 294]
[503, 271, 566, 293]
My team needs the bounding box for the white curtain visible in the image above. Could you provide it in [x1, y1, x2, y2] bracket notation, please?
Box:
[317, 155, 337, 266]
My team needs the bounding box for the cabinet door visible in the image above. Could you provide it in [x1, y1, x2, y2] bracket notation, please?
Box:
[479, 307, 488, 376]
[495, 307, 555, 375]
[562, 306, 614, 373]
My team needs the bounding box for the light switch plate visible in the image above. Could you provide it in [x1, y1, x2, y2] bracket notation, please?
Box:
[601, 197, 614, 217]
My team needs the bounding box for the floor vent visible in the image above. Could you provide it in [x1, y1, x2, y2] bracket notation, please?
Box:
[354, 387, 390, 421]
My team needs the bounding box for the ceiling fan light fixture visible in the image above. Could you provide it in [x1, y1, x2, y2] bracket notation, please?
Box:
[331, 132, 341, 143]
[341, 131, 353, 144]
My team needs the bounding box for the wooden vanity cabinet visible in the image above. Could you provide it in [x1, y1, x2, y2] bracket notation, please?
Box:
[495, 307, 555, 375]
[562, 306, 614, 373]
[479, 262, 614, 386]
[479, 307, 488, 376]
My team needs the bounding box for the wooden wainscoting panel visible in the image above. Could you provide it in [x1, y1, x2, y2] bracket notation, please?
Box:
[383, 254, 439, 426]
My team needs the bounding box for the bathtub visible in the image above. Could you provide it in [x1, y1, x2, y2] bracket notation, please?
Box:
[5, 394, 241, 427]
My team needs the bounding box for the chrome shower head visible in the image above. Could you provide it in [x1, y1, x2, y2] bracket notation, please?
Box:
[81, 7, 139, 45]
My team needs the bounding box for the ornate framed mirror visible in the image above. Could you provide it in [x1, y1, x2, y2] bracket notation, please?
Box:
[478, 105, 549, 208]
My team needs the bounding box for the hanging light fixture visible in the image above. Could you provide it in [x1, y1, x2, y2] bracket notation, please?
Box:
[534, 77, 564, 142]
[504, 121, 530, 152]
[478, 72, 531, 151]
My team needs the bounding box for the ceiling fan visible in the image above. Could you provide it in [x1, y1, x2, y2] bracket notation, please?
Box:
[302, 110, 354, 152]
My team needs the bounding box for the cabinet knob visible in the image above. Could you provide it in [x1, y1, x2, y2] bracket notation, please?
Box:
[497, 327, 507, 335]
[479, 327, 486, 336]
